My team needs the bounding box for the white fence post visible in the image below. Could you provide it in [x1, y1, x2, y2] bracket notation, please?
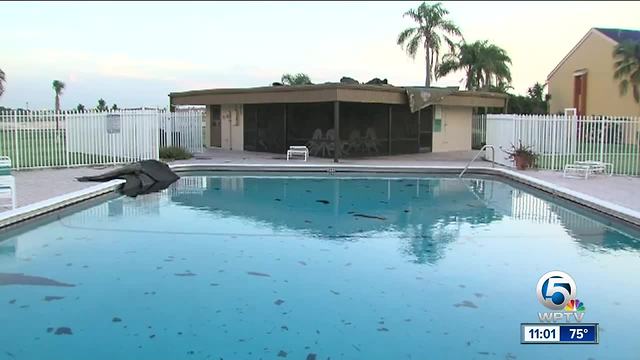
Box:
[599, 118, 605, 163]
[13, 110, 19, 170]
[551, 116, 557, 171]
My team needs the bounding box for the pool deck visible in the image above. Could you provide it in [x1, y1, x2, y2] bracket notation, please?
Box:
[4, 148, 640, 219]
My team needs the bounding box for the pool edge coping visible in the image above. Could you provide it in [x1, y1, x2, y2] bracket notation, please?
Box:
[169, 163, 640, 227]
[0, 179, 125, 229]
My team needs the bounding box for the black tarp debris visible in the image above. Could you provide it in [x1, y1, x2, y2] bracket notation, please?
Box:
[76, 160, 179, 197]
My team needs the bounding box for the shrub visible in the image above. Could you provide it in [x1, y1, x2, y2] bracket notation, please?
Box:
[159, 146, 192, 160]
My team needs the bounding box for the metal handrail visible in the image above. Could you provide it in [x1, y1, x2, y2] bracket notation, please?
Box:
[459, 145, 495, 178]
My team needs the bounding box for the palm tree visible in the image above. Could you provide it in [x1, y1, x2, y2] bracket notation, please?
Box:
[396, 2, 462, 87]
[613, 40, 640, 103]
[0, 68, 5, 97]
[52, 80, 65, 112]
[437, 41, 483, 90]
[96, 98, 108, 111]
[437, 40, 511, 91]
[281, 73, 313, 85]
[76, 104, 85, 112]
[479, 43, 511, 90]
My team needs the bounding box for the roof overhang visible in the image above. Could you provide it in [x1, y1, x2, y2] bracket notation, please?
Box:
[169, 84, 507, 108]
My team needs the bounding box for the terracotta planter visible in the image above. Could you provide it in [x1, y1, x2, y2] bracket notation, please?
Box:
[514, 155, 529, 170]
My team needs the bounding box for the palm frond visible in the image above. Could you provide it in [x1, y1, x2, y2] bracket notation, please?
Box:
[397, 27, 417, 46]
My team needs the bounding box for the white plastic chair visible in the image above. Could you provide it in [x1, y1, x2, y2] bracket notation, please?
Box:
[0, 156, 15, 210]
[286, 146, 308, 161]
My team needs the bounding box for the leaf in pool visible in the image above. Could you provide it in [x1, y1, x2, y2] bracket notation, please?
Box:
[306, 354, 317, 360]
[274, 299, 285, 306]
[174, 271, 197, 277]
[453, 300, 478, 309]
[277, 350, 288, 357]
[352, 214, 387, 221]
[54, 327, 73, 335]
[0, 273, 75, 287]
[315, 200, 330, 204]
[43, 296, 64, 302]
[112, 317, 123, 323]
[377, 327, 389, 332]
[330, 290, 340, 295]
[247, 272, 271, 277]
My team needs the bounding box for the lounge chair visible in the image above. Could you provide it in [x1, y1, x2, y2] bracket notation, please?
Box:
[563, 160, 613, 179]
[286, 146, 308, 161]
[0, 156, 16, 210]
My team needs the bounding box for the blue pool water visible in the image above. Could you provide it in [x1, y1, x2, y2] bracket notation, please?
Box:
[1, 173, 640, 359]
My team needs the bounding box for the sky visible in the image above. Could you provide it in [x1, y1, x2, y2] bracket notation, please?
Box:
[1, 1, 639, 110]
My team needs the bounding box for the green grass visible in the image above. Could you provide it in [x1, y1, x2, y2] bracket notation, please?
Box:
[534, 142, 640, 175]
[0, 130, 130, 168]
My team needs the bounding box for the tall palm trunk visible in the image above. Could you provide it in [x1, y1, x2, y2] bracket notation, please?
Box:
[425, 46, 431, 87]
[55, 93, 60, 130]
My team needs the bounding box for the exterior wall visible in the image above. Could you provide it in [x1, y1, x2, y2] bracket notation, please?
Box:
[220, 104, 244, 151]
[548, 31, 640, 116]
[432, 106, 472, 152]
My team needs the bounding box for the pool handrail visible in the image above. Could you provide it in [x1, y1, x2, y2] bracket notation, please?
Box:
[459, 144, 495, 178]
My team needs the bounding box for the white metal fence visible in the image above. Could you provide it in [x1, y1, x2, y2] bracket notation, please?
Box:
[0, 109, 203, 170]
[483, 114, 640, 176]
[159, 111, 203, 154]
[472, 114, 486, 149]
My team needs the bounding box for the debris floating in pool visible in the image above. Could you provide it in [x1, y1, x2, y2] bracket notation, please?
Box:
[0, 273, 75, 287]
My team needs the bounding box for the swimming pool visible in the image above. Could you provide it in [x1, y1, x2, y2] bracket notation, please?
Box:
[1, 173, 639, 359]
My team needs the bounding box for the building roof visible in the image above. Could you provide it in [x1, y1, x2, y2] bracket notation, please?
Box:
[595, 28, 640, 44]
[547, 27, 640, 81]
[169, 83, 507, 109]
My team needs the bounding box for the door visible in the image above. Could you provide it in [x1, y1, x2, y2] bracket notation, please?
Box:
[210, 105, 222, 147]
[419, 106, 433, 152]
[573, 73, 587, 116]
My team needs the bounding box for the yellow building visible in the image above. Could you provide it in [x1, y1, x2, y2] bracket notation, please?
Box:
[547, 27, 640, 117]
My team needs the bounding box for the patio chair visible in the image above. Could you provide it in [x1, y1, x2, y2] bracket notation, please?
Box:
[307, 129, 325, 156]
[0, 156, 16, 210]
[325, 129, 336, 157]
[363, 127, 379, 154]
[343, 129, 363, 156]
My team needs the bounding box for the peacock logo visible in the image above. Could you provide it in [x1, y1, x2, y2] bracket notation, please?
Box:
[564, 299, 586, 312]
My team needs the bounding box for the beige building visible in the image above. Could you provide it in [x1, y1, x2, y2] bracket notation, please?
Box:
[169, 84, 506, 160]
[547, 27, 640, 116]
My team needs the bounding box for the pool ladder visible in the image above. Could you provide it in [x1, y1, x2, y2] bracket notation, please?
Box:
[459, 145, 495, 178]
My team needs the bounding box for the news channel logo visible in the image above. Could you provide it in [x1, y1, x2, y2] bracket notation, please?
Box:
[536, 271, 586, 323]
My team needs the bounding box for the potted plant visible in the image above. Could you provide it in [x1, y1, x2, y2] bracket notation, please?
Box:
[503, 140, 537, 170]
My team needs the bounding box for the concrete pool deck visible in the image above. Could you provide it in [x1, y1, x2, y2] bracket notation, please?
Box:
[3, 148, 640, 220]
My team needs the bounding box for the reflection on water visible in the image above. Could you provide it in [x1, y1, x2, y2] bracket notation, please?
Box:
[71, 175, 640, 261]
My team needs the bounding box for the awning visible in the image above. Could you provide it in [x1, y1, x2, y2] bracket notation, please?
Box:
[405, 87, 458, 113]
